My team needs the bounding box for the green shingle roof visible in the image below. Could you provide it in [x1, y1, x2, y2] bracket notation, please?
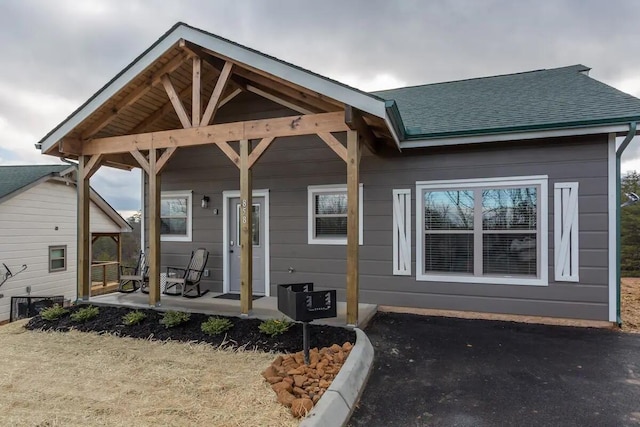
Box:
[373, 65, 640, 139]
[0, 165, 71, 201]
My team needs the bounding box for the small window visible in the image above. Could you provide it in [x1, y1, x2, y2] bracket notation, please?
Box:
[308, 184, 363, 245]
[161, 191, 192, 242]
[49, 245, 67, 272]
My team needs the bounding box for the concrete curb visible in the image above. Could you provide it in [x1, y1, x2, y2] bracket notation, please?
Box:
[300, 328, 374, 427]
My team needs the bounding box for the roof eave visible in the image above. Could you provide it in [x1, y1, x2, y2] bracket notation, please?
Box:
[39, 23, 390, 154]
[400, 120, 640, 149]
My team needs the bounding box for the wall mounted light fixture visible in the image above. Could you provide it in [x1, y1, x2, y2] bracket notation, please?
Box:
[201, 196, 210, 209]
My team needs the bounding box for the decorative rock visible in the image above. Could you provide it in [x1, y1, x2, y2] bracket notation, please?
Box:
[292, 386, 306, 397]
[330, 344, 342, 353]
[342, 342, 353, 351]
[287, 366, 305, 376]
[266, 376, 283, 384]
[273, 355, 284, 366]
[291, 398, 314, 418]
[319, 379, 331, 388]
[262, 366, 278, 379]
[277, 390, 296, 407]
[293, 375, 306, 388]
[271, 381, 292, 394]
[282, 377, 294, 386]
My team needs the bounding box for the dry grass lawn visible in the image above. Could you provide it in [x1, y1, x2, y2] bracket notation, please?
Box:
[0, 321, 298, 427]
[622, 277, 640, 333]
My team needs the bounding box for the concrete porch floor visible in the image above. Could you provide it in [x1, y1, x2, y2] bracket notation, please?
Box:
[90, 291, 378, 328]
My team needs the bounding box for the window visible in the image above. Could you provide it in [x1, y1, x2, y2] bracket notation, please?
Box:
[49, 245, 67, 272]
[416, 176, 548, 286]
[160, 191, 192, 242]
[308, 184, 363, 245]
[236, 203, 261, 246]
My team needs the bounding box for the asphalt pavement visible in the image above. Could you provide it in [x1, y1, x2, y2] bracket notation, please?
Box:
[349, 312, 640, 427]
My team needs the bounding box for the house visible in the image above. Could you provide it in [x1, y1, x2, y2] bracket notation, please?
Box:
[36, 22, 640, 325]
[0, 165, 131, 322]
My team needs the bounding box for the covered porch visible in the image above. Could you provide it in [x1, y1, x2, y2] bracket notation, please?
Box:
[38, 24, 400, 325]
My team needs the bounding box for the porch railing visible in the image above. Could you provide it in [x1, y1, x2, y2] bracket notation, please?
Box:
[91, 261, 120, 286]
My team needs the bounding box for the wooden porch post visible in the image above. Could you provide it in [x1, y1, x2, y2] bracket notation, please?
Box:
[148, 148, 161, 306]
[346, 130, 360, 325]
[77, 156, 91, 301]
[240, 139, 253, 314]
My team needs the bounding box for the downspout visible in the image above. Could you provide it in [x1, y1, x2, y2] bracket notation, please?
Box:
[616, 121, 637, 325]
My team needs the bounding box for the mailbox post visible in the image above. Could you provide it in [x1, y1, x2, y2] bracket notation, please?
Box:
[277, 283, 337, 364]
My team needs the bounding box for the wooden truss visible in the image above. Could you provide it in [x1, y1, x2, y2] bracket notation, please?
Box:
[72, 44, 382, 325]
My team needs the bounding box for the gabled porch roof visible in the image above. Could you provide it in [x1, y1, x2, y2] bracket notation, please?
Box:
[38, 22, 401, 162]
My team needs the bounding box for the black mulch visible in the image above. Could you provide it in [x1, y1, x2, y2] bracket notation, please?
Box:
[25, 304, 354, 354]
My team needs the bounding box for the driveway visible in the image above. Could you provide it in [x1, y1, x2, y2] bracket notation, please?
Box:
[350, 312, 640, 427]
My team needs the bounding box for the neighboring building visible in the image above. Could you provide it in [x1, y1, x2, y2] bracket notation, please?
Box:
[0, 165, 131, 322]
[36, 23, 640, 324]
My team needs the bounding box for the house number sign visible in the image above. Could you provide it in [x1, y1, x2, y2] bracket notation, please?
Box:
[241, 199, 248, 225]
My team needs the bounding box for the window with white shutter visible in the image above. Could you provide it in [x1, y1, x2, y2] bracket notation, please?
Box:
[393, 189, 411, 275]
[554, 182, 579, 282]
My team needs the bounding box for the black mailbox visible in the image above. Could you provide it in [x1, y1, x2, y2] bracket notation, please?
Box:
[277, 283, 337, 322]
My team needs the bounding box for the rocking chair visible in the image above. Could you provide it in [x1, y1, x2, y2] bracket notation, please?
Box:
[118, 252, 148, 293]
[163, 248, 209, 298]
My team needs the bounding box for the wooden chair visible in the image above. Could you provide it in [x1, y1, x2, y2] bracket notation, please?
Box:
[118, 252, 147, 293]
[163, 248, 209, 298]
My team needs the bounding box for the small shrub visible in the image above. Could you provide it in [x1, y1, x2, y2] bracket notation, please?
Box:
[40, 304, 69, 321]
[70, 306, 99, 323]
[160, 310, 190, 328]
[122, 310, 147, 326]
[259, 318, 292, 337]
[201, 317, 233, 336]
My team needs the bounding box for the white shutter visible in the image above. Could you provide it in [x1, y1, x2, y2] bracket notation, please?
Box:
[393, 189, 411, 275]
[554, 182, 579, 282]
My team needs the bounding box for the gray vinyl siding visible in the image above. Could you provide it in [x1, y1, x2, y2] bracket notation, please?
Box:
[154, 93, 610, 321]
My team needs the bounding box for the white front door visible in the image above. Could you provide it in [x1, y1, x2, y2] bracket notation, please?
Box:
[228, 196, 266, 295]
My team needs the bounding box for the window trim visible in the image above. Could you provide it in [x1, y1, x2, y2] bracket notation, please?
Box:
[307, 184, 364, 245]
[415, 176, 548, 286]
[160, 190, 192, 242]
[49, 245, 67, 273]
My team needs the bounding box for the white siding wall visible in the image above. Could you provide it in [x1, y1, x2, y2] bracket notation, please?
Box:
[0, 180, 121, 321]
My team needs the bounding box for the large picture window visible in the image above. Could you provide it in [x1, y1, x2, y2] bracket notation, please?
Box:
[160, 191, 192, 242]
[416, 176, 548, 286]
[308, 184, 363, 245]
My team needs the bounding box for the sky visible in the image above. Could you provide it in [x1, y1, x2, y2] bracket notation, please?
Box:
[2, 0, 640, 218]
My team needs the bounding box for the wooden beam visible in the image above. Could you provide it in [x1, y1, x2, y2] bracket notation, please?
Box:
[219, 88, 242, 107]
[201, 61, 234, 126]
[216, 141, 240, 167]
[346, 129, 360, 325]
[148, 147, 161, 306]
[84, 112, 348, 155]
[317, 132, 348, 163]
[345, 105, 379, 154]
[130, 82, 237, 135]
[248, 137, 275, 168]
[192, 57, 201, 127]
[82, 51, 192, 139]
[161, 74, 192, 129]
[247, 85, 314, 114]
[208, 50, 342, 110]
[156, 147, 177, 173]
[83, 153, 103, 180]
[77, 156, 91, 301]
[129, 149, 150, 174]
[59, 137, 82, 155]
[239, 139, 253, 314]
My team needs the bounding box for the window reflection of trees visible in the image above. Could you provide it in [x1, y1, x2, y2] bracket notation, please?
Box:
[482, 188, 536, 230]
[424, 191, 474, 230]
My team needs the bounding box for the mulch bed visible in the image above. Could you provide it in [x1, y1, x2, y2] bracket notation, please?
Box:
[25, 304, 355, 353]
